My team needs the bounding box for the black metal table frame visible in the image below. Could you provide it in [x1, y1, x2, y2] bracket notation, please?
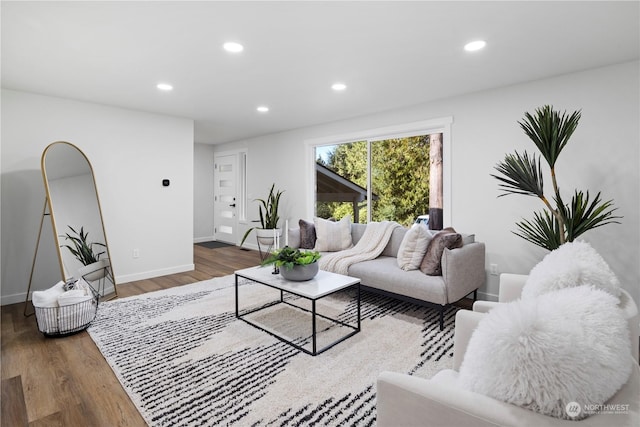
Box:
[235, 273, 361, 356]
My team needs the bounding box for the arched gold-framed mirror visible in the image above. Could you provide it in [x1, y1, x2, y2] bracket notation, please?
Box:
[41, 141, 117, 299]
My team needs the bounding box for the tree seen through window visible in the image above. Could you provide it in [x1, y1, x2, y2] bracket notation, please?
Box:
[315, 134, 443, 228]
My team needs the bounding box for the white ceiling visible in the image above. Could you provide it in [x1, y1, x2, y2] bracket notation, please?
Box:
[2, 1, 638, 145]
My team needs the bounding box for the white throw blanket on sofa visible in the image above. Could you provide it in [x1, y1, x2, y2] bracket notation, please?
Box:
[319, 221, 401, 275]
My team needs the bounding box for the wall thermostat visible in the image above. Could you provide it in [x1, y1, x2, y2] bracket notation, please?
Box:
[162, 179, 170, 187]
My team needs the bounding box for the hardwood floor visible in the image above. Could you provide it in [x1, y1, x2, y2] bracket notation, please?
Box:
[1, 245, 260, 427]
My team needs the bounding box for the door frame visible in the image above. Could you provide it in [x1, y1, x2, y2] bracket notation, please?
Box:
[213, 149, 247, 244]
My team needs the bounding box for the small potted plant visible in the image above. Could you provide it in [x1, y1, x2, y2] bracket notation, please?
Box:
[240, 183, 284, 247]
[60, 225, 109, 281]
[261, 246, 322, 281]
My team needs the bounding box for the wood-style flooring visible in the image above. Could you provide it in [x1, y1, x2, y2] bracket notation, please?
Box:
[2, 245, 476, 426]
[1, 245, 259, 427]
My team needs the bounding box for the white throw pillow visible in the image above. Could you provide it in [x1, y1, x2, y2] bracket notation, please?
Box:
[458, 286, 632, 420]
[522, 240, 621, 299]
[314, 216, 353, 252]
[396, 223, 432, 270]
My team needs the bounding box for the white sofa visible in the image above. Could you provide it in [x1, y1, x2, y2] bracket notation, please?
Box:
[377, 273, 639, 426]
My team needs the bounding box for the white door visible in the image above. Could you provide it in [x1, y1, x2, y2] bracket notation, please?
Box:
[214, 154, 238, 244]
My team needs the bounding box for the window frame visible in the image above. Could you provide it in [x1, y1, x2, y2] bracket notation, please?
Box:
[305, 117, 453, 226]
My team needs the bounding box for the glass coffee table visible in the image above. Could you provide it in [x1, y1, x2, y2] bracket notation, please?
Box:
[235, 266, 361, 356]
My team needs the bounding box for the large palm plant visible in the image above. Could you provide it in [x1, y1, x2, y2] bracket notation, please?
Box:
[491, 105, 621, 250]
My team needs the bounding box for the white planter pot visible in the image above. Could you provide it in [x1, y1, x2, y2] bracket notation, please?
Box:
[256, 228, 282, 246]
[77, 258, 110, 282]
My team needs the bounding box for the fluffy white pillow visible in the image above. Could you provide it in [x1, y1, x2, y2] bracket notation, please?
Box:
[396, 223, 432, 270]
[522, 241, 621, 299]
[458, 286, 632, 420]
[314, 216, 353, 252]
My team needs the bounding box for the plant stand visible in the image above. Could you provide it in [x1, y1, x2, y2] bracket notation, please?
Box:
[256, 238, 276, 262]
[255, 228, 282, 262]
[77, 258, 114, 301]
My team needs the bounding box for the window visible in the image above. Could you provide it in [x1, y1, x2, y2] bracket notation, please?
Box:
[307, 118, 452, 229]
[314, 134, 442, 228]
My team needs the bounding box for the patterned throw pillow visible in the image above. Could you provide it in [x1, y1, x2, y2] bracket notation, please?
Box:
[419, 227, 462, 276]
[314, 216, 353, 252]
[298, 219, 317, 249]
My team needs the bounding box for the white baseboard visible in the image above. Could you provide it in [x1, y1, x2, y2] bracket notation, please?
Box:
[2, 292, 32, 306]
[240, 242, 259, 252]
[2, 283, 117, 306]
[193, 235, 215, 243]
[116, 263, 195, 284]
[476, 290, 498, 302]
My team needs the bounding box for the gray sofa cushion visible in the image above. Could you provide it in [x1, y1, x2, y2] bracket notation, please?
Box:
[382, 226, 407, 257]
[348, 256, 447, 305]
[351, 222, 367, 244]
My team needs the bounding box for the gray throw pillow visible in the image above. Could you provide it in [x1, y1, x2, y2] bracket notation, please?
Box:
[299, 219, 317, 249]
[420, 227, 462, 276]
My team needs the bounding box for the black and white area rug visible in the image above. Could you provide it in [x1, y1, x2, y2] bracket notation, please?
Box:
[88, 274, 458, 426]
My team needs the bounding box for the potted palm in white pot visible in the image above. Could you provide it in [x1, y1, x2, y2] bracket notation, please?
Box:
[240, 183, 284, 247]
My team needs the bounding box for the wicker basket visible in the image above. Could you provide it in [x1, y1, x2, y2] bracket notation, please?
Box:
[34, 284, 99, 337]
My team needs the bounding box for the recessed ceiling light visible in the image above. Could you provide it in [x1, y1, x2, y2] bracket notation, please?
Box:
[223, 42, 244, 53]
[256, 106, 269, 113]
[156, 83, 173, 91]
[331, 82, 347, 91]
[464, 40, 486, 52]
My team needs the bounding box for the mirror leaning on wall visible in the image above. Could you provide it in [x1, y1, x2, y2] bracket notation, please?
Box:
[25, 141, 117, 318]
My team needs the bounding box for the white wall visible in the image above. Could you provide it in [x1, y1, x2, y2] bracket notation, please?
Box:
[1, 89, 195, 304]
[214, 61, 640, 305]
[194, 143, 214, 242]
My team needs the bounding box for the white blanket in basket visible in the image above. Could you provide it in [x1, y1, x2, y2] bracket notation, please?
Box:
[33, 279, 95, 334]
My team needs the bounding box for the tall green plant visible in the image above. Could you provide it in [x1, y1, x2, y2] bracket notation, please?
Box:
[60, 225, 106, 265]
[492, 105, 621, 250]
[240, 183, 284, 245]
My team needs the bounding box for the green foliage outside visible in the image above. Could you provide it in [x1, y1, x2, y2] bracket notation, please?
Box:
[316, 136, 431, 227]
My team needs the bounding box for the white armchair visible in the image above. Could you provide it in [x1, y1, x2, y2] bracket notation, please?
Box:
[377, 273, 640, 427]
[472, 273, 639, 362]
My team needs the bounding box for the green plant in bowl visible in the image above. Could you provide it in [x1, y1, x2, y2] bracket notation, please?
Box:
[261, 246, 321, 270]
